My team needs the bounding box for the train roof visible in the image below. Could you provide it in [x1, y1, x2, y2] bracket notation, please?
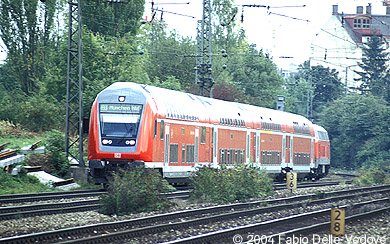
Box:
[312, 124, 328, 132]
[103, 82, 313, 128]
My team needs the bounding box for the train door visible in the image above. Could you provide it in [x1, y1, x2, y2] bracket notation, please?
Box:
[195, 127, 199, 164]
[212, 125, 218, 167]
[311, 139, 314, 167]
[284, 135, 291, 166]
[282, 134, 286, 166]
[289, 136, 293, 166]
[255, 130, 260, 166]
[246, 130, 250, 164]
[164, 123, 170, 167]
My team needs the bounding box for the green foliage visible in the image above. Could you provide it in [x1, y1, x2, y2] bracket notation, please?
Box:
[190, 165, 273, 203]
[354, 162, 390, 185]
[0, 0, 65, 95]
[152, 76, 183, 91]
[141, 22, 197, 93]
[82, 30, 150, 118]
[0, 167, 53, 194]
[82, 0, 145, 37]
[44, 130, 69, 177]
[0, 0, 287, 133]
[99, 166, 174, 215]
[319, 94, 390, 169]
[0, 93, 63, 132]
[287, 62, 344, 120]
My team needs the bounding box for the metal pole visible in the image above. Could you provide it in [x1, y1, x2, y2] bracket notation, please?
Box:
[66, 0, 84, 167]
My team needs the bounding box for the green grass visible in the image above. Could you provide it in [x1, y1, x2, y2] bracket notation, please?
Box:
[0, 169, 56, 195]
[0, 137, 44, 150]
[0, 120, 44, 150]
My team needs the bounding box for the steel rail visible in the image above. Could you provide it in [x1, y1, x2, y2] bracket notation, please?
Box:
[0, 200, 100, 220]
[273, 180, 351, 190]
[0, 192, 103, 204]
[0, 190, 189, 204]
[0, 190, 103, 200]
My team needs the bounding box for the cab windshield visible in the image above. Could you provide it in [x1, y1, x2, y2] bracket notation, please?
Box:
[100, 113, 140, 137]
[99, 103, 142, 138]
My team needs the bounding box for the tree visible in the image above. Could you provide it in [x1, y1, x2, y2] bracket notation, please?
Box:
[0, 0, 62, 95]
[287, 62, 344, 121]
[320, 94, 390, 169]
[355, 33, 390, 101]
[82, 0, 144, 37]
[141, 21, 197, 93]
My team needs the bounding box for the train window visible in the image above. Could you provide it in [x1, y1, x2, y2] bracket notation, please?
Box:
[201, 126, 206, 144]
[169, 144, 178, 163]
[227, 149, 231, 165]
[182, 144, 186, 164]
[100, 113, 140, 138]
[186, 144, 195, 163]
[181, 128, 185, 134]
[160, 120, 164, 140]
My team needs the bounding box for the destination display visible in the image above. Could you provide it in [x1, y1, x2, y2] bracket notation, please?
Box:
[100, 103, 142, 114]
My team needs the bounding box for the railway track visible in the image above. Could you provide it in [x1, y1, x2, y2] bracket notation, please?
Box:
[0, 190, 104, 204]
[273, 180, 351, 190]
[1, 184, 389, 244]
[0, 181, 347, 220]
[246, 206, 389, 244]
[0, 190, 190, 220]
[163, 199, 390, 244]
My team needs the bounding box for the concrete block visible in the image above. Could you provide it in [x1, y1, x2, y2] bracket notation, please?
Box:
[0, 155, 25, 167]
[70, 167, 89, 182]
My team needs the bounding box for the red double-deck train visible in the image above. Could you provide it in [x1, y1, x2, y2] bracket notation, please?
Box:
[88, 82, 330, 184]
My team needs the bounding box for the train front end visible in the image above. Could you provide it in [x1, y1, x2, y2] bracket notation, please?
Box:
[313, 124, 331, 177]
[87, 82, 153, 184]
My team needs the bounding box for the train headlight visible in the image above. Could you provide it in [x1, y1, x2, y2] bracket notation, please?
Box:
[118, 96, 126, 102]
[126, 140, 136, 146]
[102, 139, 112, 145]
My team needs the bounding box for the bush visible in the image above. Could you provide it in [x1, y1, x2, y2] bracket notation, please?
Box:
[190, 165, 274, 203]
[0, 94, 63, 132]
[99, 166, 174, 215]
[354, 161, 390, 185]
[44, 130, 69, 177]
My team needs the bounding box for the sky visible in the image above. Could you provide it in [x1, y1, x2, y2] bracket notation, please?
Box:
[144, 0, 389, 70]
[1, 0, 388, 69]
